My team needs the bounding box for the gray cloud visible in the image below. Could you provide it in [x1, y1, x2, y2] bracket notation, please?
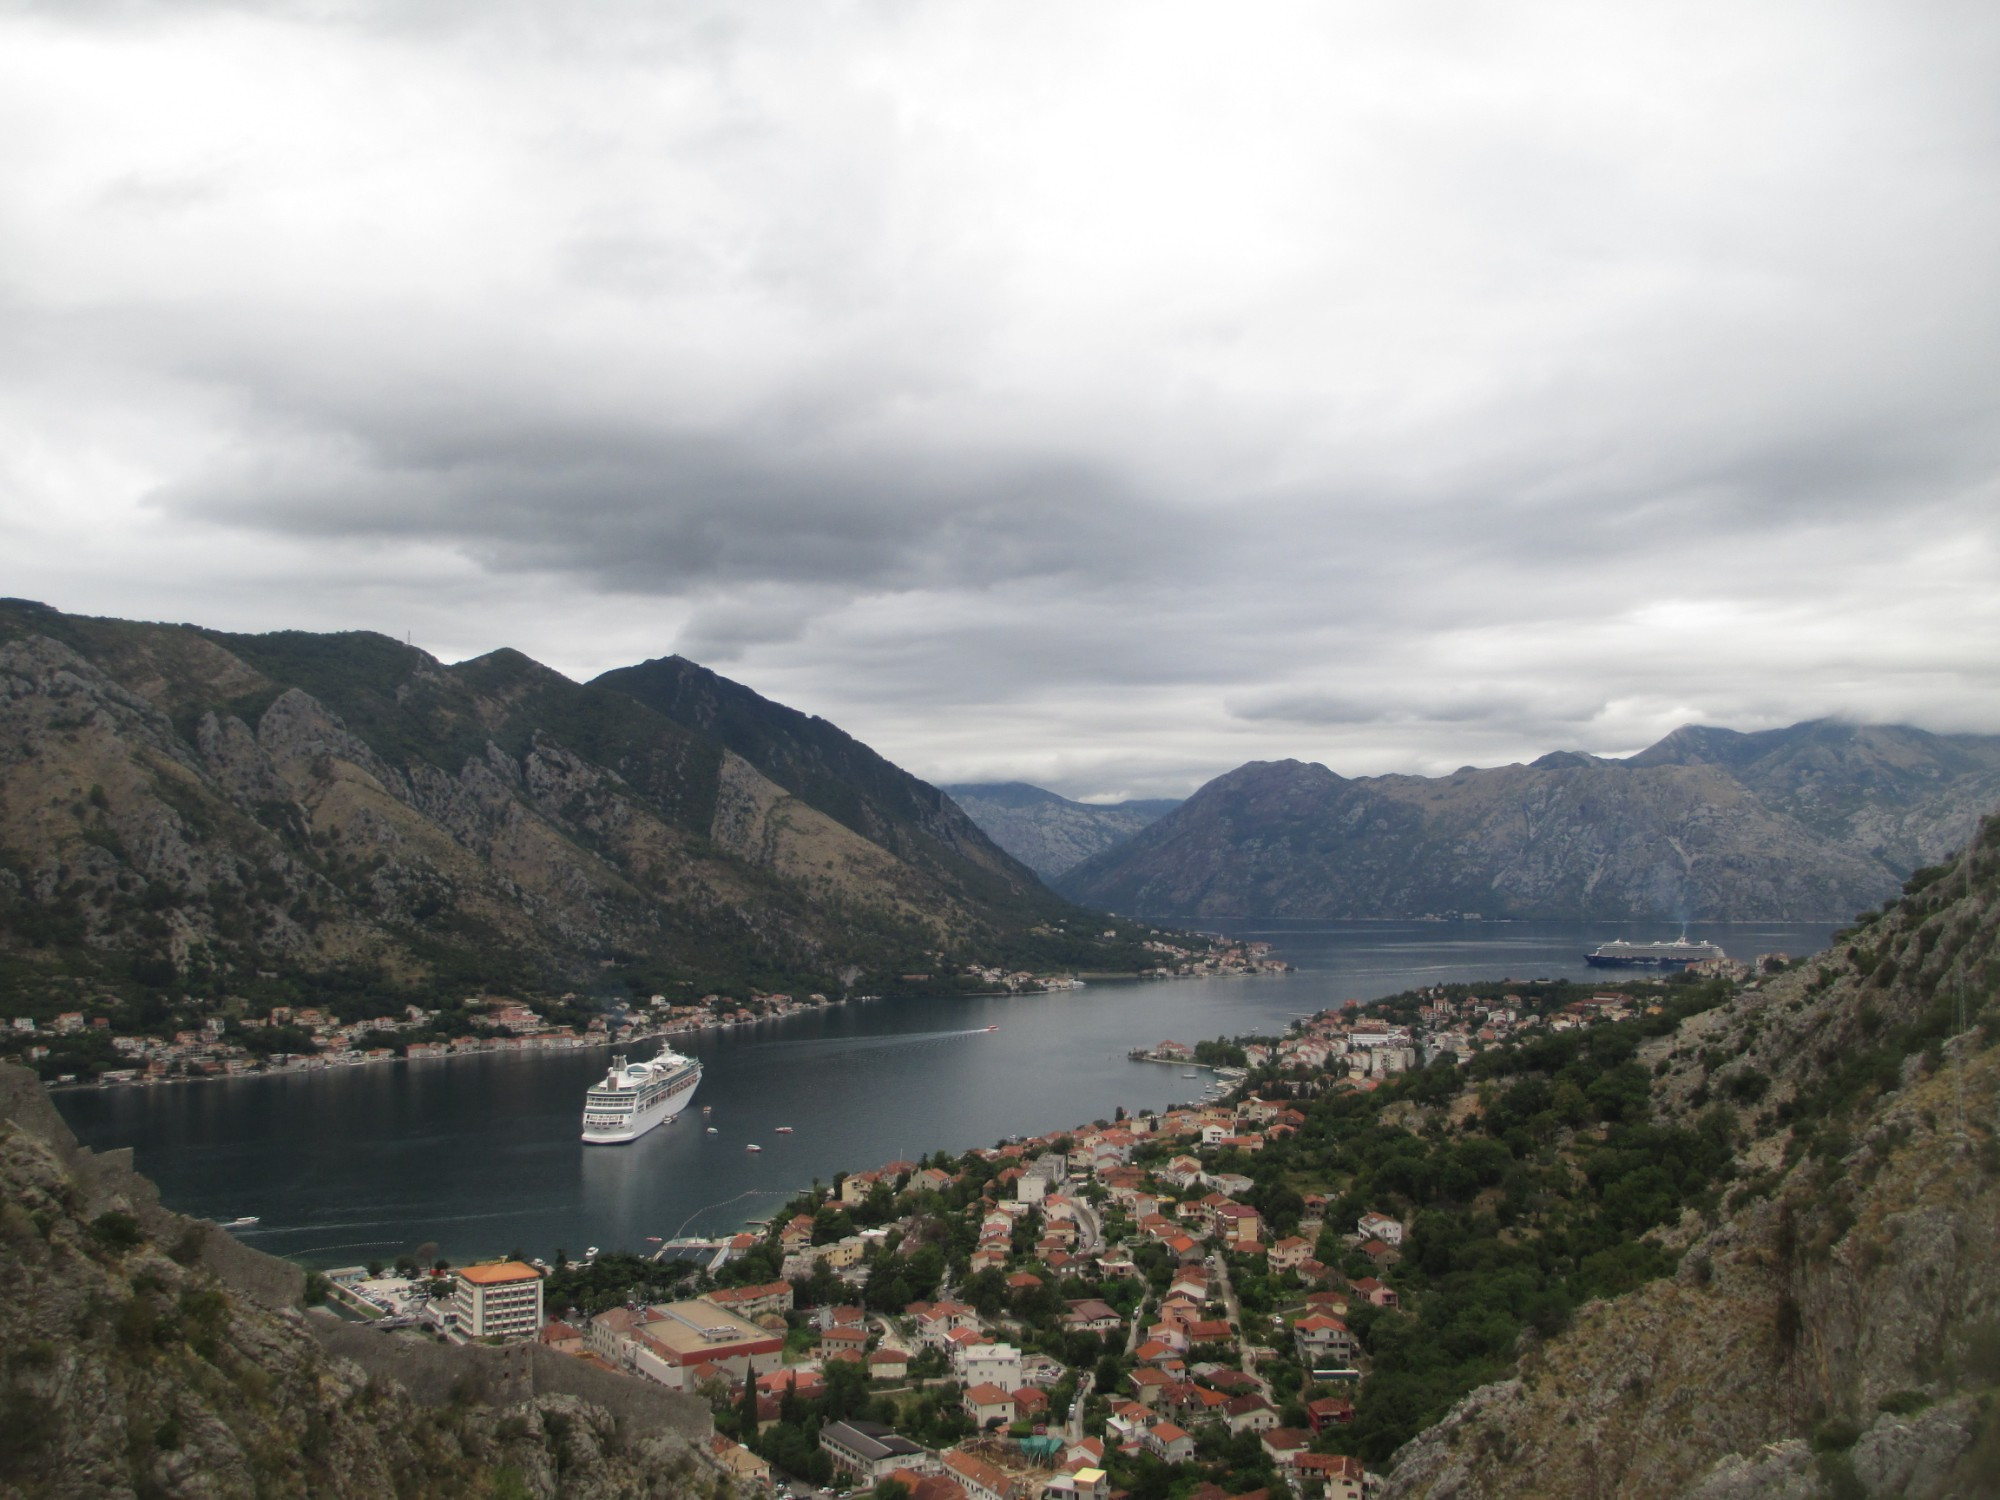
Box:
[2, 0, 1998, 799]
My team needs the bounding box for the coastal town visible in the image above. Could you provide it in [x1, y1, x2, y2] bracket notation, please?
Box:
[323, 964, 1762, 1500]
[5, 937, 1287, 1090]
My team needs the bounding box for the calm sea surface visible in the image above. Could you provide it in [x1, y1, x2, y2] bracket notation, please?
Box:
[54, 918, 1833, 1267]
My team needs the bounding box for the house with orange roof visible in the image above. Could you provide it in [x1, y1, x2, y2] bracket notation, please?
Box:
[1292, 1312, 1357, 1366]
[817, 1324, 870, 1359]
[452, 1260, 543, 1341]
[940, 1448, 1015, 1500]
[1260, 1428, 1310, 1468]
[710, 1435, 773, 1489]
[1351, 1276, 1399, 1308]
[539, 1319, 584, 1355]
[1144, 1421, 1195, 1463]
[703, 1281, 795, 1320]
[1268, 1237, 1312, 1272]
[1294, 1454, 1368, 1499]
[1224, 1394, 1278, 1435]
[1306, 1395, 1354, 1431]
[963, 1382, 1015, 1429]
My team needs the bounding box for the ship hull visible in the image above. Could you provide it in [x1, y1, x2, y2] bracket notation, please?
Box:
[581, 1055, 703, 1144]
[1584, 954, 1702, 969]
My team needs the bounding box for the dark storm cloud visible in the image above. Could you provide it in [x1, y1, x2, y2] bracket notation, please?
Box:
[161, 416, 1173, 598]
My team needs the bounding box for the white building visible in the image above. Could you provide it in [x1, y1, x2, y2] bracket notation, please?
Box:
[453, 1261, 544, 1341]
[955, 1340, 1023, 1390]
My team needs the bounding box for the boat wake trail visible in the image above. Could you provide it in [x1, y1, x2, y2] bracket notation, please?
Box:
[672, 1188, 790, 1240]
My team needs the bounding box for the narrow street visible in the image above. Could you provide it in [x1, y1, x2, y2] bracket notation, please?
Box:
[1208, 1253, 1274, 1403]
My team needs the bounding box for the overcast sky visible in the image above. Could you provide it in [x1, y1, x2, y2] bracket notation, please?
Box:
[4, 1, 1997, 799]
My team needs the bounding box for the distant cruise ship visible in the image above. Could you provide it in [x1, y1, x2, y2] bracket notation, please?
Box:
[581, 1047, 703, 1144]
[1584, 935, 1726, 969]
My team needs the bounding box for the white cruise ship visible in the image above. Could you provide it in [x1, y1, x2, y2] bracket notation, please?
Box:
[581, 1047, 703, 1144]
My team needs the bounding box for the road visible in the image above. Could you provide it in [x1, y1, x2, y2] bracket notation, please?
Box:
[1207, 1253, 1274, 1403]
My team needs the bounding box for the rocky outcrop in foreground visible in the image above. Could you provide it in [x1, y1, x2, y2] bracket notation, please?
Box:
[1379, 821, 2000, 1499]
[0, 1063, 711, 1499]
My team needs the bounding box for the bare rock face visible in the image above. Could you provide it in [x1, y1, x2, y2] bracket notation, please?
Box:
[0, 602, 1076, 1008]
[1849, 1397, 1982, 1498]
[1377, 824, 2000, 1500]
[1677, 1442, 1818, 1500]
[0, 1060, 712, 1499]
[943, 782, 1180, 882]
[1060, 721, 2000, 920]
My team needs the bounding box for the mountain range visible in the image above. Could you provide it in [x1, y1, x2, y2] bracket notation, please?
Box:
[1053, 722, 2000, 921]
[0, 600, 1144, 1022]
[940, 782, 1181, 881]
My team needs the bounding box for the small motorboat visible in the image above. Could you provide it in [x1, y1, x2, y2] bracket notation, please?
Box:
[216, 1216, 260, 1229]
[745, 1143, 762, 1153]
[701, 1105, 712, 1115]
[774, 1126, 793, 1134]
[706, 1126, 719, 1135]
[645, 1235, 663, 1243]
[584, 1246, 600, 1259]
[984, 1024, 999, 1032]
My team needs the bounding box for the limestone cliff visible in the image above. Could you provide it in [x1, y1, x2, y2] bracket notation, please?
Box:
[0, 599, 1083, 1025]
[1379, 820, 2000, 1499]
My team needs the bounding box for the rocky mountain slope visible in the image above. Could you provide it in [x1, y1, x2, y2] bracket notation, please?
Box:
[1058, 721, 2000, 920]
[0, 1062, 713, 1498]
[596, 657, 1039, 914]
[1380, 819, 2000, 1498]
[940, 782, 1181, 881]
[0, 601, 1102, 1025]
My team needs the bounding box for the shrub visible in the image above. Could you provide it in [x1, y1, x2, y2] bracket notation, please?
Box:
[89, 1212, 145, 1254]
[1722, 1069, 1770, 1105]
[0, 1389, 57, 1480]
[1960, 1318, 2000, 1385]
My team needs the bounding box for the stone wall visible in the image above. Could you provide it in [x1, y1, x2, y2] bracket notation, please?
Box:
[309, 1319, 711, 1442]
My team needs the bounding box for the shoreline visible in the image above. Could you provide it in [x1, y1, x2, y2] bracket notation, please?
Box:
[30, 992, 882, 1096]
[32, 977, 1138, 1095]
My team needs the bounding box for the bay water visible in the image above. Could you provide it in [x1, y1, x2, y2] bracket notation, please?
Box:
[52, 918, 1833, 1267]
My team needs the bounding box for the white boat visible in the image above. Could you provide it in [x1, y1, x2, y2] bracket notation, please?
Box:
[706, 1126, 719, 1135]
[774, 1126, 793, 1134]
[581, 1046, 704, 1144]
[745, 1143, 762, 1153]
[216, 1215, 259, 1229]
[1585, 933, 1726, 969]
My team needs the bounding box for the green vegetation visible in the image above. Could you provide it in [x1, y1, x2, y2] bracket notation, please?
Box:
[1187, 982, 1748, 1464]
